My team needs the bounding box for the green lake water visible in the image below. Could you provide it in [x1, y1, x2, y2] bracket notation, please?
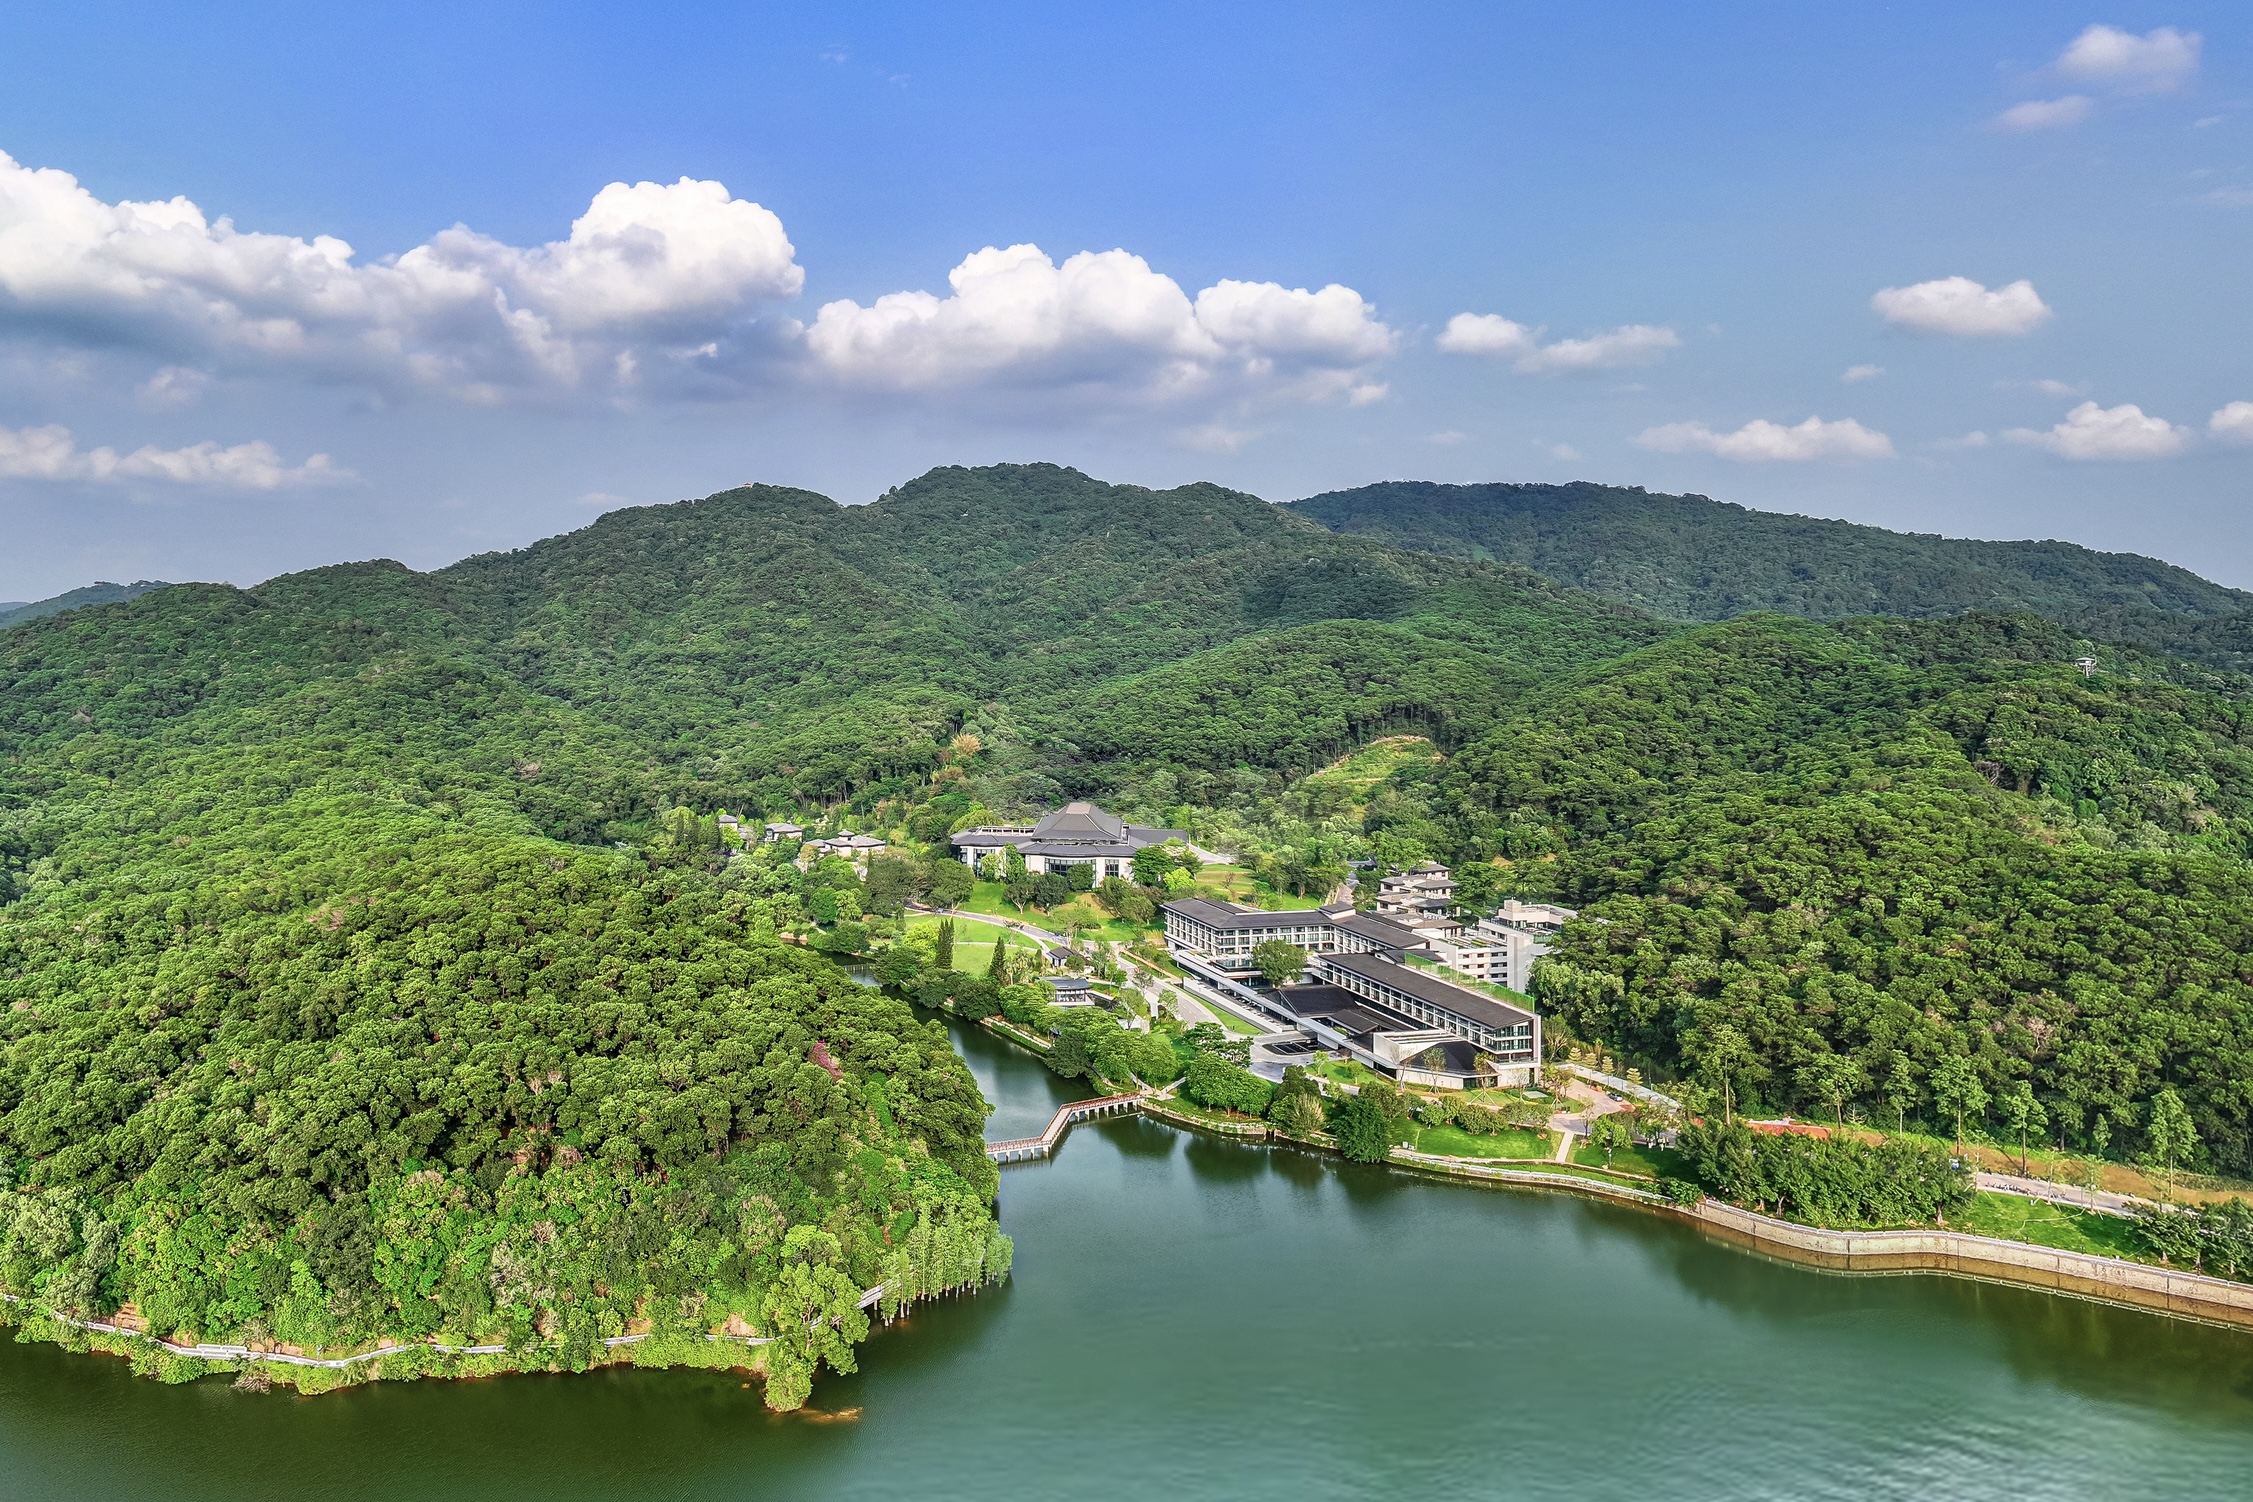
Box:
[4, 1015, 2252, 1500]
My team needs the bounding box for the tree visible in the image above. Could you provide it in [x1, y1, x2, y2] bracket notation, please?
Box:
[1270, 1090, 1327, 1138]
[1697, 1024, 1754, 1124]
[2148, 1088, 2199, 1200]
[985, 934, 1013, 984]
[1065, 862, 1095, 892]
[1048, 1029, 1090, 1079]
[758, 1225, 870, 1412]
[1588, 1113, 1632, 1168]
[2000, 1082, 2048, 1176]
[1329, 1094, 1395, 1162]
[1882, 1053, 1918, 1134]
[927, 859, 974, 910]
[1930, 1057, 1988, 1147]
[1162, 866, 1193, 894]
[1132, 844, 1175, 888]
[934, 918, 955, 971]
[1004, 872, 1037, 910]
[807, 887, 840, 924]
[1251, 939, 1308, 989]
[863, 855, 917, 917]
[1032, 872, 1070, 909]
[1800, 1055, 1864, 1128]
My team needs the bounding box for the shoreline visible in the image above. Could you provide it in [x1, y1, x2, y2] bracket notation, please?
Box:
[986, 1033, 2253, 1335]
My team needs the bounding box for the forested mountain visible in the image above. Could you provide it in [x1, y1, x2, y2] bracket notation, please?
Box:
[1287, 481, 2250, 637]
[0, 579, 171, 630]
[3, 462, 2253, 1384]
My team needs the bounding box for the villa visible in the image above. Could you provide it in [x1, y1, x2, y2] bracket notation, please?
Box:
[801, 832, 887, 869]
[950, 801, 1188, 882]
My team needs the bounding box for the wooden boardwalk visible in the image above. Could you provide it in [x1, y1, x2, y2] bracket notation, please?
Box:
[986, 1093, 1144, 1162]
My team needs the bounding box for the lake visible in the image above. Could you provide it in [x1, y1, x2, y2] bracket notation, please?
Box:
[2, 1014, 2250, 1500]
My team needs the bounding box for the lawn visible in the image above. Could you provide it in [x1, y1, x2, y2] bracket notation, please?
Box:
[906, 914, 1040, 949]
[1411, 1125, 1553, 1160]
[1306, 1056, 1390, 1092]
[1203, 1004, 1262, 1036]
[1956, 1192, 2148, 1260]
[1571, 1142, 1692, 1180]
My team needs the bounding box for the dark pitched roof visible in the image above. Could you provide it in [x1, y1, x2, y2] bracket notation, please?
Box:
[1029, 801, 1127, 840]
[1320, 952, 1536, 1032]
[1162, 898, 1332, 931]
[1331, 912, 1426, 949]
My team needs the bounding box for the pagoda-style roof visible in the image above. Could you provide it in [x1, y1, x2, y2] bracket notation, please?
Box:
[1028, 801, 1129, 841]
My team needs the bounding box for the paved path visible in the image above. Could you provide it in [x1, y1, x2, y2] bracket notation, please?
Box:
[1975, 1170, 2145, 1216]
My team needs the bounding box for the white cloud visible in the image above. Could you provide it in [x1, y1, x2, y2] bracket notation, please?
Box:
[0, 149, 803, 400]
[2034, 378, 2085, 397]
[137, 364, 209, 407]
[2003, 401, 2190, 460]
[1841, 363, 1884, 383]
[1548, 443, 1581, 461]
[2198, 187, 2253, 208]
[1634, 416, 1894, 463]
[2210, 401, 2253, 444]
[1995, 96, 2094, 131]
[1934, 431, 1992, 450]
[1436, 313, 1536, 357]
[1871, 276, 2052, 337]
[804, 244, 1395, 404]
[0, 422, 345, 486]
[2055, 24, 2201, 93]
[1422, 429, 1469, 445]
[1436, 311, 1678, 372]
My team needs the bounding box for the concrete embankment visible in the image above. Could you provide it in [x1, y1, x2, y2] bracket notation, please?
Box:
[1680, 1199, 2253, 1330]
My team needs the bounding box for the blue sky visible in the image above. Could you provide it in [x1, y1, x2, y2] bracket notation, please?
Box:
[1, 2, 2248, 598]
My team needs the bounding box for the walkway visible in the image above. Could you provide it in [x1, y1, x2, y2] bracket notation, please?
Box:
[1975, 1170, 2144, 1216]
[985, 1092, 1144, 1163]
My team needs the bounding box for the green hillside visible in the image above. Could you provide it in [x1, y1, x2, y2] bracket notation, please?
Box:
[0, 579, 172, 630]
[4, 461, 2253, 1389]
[1286, 481, 2249, 628]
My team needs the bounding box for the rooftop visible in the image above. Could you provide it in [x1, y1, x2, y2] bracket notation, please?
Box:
[1162, 898, 1334, 930]
[1321, 951, 1537, 1032]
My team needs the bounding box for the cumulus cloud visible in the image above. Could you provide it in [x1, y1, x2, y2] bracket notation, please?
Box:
[2055, 24, 2201, 93]
[1436, 312, 1678, 373]
[0, 148, 1407, 422]
[1994, 96, 2093, 132]
[2209, 401, 2253, 444]
[0, 422, 345, 486]
[1841, 364, 1884, 383]
[0, 149, 803, 400]
[1871, 276, 2052, 337]
[2003, 401, 2189, 460]
[1634, 416, 1894, 463]
[804, 244, 1395, 404]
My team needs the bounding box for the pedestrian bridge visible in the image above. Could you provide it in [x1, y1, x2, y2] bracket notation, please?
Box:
[986, 1092, 1144, 1162]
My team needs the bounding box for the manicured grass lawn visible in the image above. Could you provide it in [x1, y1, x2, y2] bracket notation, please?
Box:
[1306, 1056, 1389, 1092]
[906, 914, 1039, 949]
[1204, 1005, 1262, 1036]
[1571, 1143, 1692, 1180]
[952, 881, 1034, 920]
[1412, 1125, 1553, 1160]
[1957, 1191, 2147, 1260]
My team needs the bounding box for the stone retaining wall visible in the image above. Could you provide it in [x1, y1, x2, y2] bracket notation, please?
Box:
[1685, 1199, 2253, 1329]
